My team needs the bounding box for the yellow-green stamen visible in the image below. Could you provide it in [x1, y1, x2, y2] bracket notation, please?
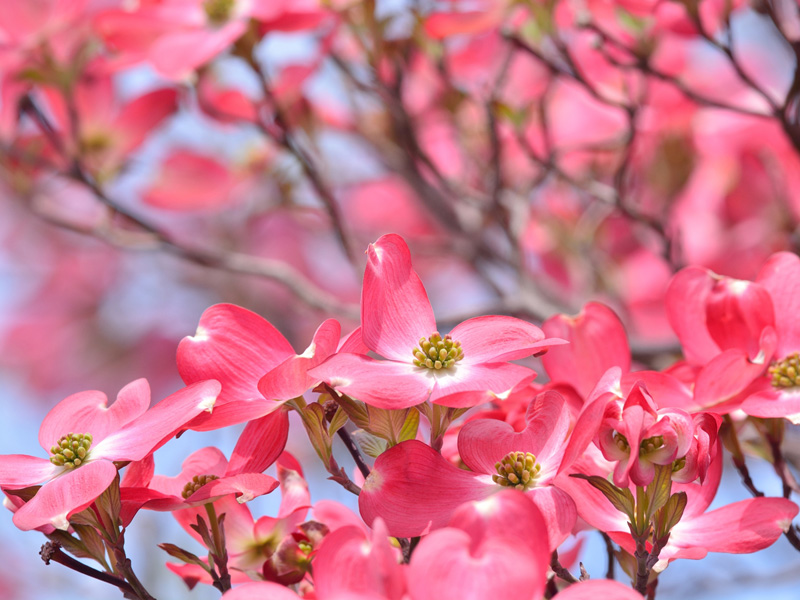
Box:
[492, 451, 541, 491]
[639, 435, 664, 456]
[203, 0, 235, 24]
[672, 456, 686, 473]
[78, 132, 112, 156]
[49, 433, 92, 469]
[181, 474, 220, 499]
[614, 432, 629, 453]
[769, 353, 800, 388]
[412, 332, 464, 370]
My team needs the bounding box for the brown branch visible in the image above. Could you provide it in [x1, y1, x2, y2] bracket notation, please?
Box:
[246, 55, 357, 266]
[18, 96, 359, 319]
[600, 531, 616, 580]
[551, 551, 579, 584]
[723, 416, 800, 553]
[582, 23, 775, 119]
[506, 34, 631, 112]
[336, 426, 372, 480]
[41, 542, 138, 599]
[695, 13, 780, 113]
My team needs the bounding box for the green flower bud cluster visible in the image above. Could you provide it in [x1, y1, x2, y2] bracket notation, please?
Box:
[203, 0, 235, 24]
[639, 435, 664, 456]
[412, 332, 464, 370]
[181, 474, 220, 499]
[769, 353, 800, 388]
[492, 451, 541, 491]
[49, 433, 93, 469]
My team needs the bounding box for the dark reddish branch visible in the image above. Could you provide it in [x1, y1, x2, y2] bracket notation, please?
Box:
[40, 542, 136, 598]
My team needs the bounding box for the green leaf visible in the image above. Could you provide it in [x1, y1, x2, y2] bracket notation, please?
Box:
[328, 406, 349, 437]
[325, 386, 370, 429]
[69, 506, 103, 530]
[93, 473, 122, 534]
[158, 543, 210, 570]
[415, 402, 433, 425]
[17, 68, 48, 84]
[72, 523, 108, 565]
[644, 464, 672, 521]
[397, 409, 420, 443]
[4, 485, 40, 502]
[365, 407, 419, 445]
[368, 407, 399, 442]
[654, 491, 687, 538]
[352, 430, 388, 458]
[297, 402, 335, 471]
[571, 474, 636, 522]
[615, 7, 647, 34]
[46, 531, 92, 561]
[189, 515, 215, 552]
[613, 546, 638, 580]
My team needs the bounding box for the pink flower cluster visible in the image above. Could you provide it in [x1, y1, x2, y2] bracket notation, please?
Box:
[2, 234, 799, 600]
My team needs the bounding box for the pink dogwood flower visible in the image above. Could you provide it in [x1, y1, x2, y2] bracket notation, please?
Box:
[359, 390, 579, 547]
[121, 418, 286, 511]
[165, 452, 312, 588]
[311, 234, 564, 409]
[178, 303, 341, 429]
[95, 0, 329, 80]
[667, 252, 800, 419]
[39, 72, 178, 180]
[561, 446, 799, 572]
[406, 493, 549, 600]
[596, 382, 696, 487]
[0, 378, 219, 531]
[542, 301, 632, 401]
[556, 580, 643, 600]
[220, 491, 549, 600]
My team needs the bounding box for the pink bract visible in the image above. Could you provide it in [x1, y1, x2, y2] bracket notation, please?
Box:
[178, 303, 340, 429]
[667, 253, 800, 419]
[359, 390, 579, 547]
[562, 446, 799, 572]
[0, 378, 219, 531]
[311, 234, 565, 409]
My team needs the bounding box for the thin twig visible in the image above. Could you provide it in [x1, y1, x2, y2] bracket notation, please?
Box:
[336, 426, 371, 480]
[551, 551, 579, 584]
[582, 23, 776, 119]
[247, 56, 357, 265]
[40, 542, 138, 598]
[18, 96, 359, 319]
[600, 531, 616, 580]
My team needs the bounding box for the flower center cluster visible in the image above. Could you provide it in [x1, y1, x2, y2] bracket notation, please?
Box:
[203, 0, 235, 24]
[639, 435, 664, 456]
[78, 132, 112, 156]
[181, 474, 220, 499]
[492, 451, 541, 491]
[412, 332, 464, 370]
[672, 456, 686, 473]
[769, 353, 800, 388]
[613, 432, 629, 452]
[49, 433, 92, 469]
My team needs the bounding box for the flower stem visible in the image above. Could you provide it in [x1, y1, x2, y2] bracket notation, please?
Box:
[112, 540, 157, 600]
[204, 504, 232, 592]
